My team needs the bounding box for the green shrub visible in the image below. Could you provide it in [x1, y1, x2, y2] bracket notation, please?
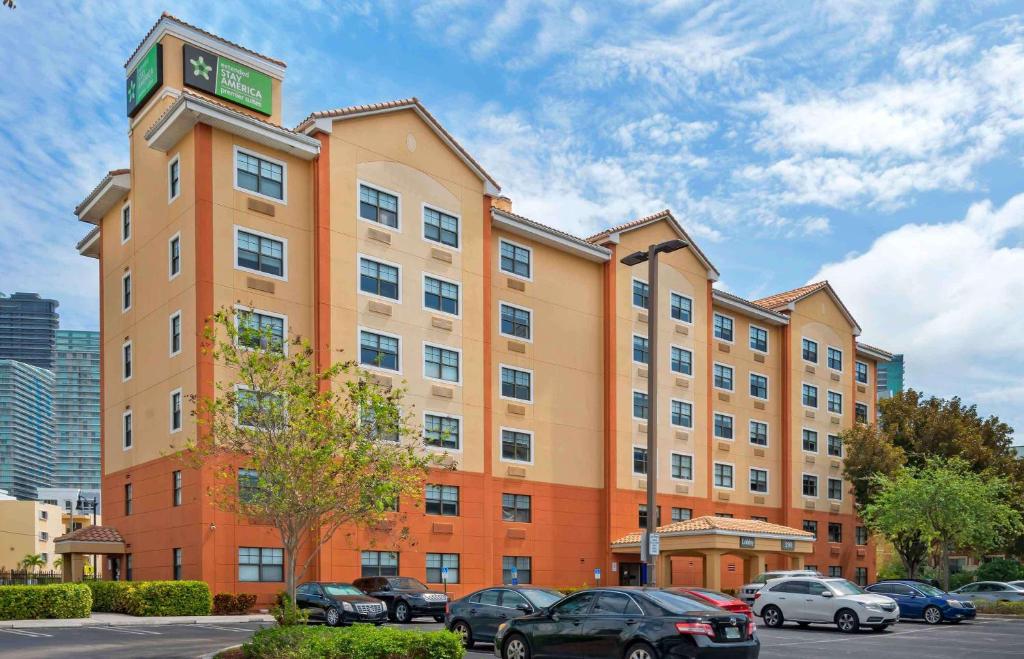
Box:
[948, 571, 976, 591]
[86, 581, 138, 613]
[973, 600, 1024, 615]
[976, 558, 1023, 582]
[214, 592, 257, 615]
[86, 580, 211, 616]
[0, 583, 92, 620]
[243, 625, 464, 659]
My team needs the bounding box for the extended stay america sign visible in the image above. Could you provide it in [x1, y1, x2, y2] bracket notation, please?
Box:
[182, 43, 272, 115]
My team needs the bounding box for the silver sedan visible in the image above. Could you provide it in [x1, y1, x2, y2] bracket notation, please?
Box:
[951, 581, 1024, 602]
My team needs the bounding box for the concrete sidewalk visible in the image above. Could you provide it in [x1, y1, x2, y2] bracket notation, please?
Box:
[0, 611, 275, 629]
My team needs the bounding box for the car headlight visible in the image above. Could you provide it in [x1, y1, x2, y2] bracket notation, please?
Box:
[497, 622, 509, 634]
[947, 600, 961, 607]
[342, 601, 354, 612]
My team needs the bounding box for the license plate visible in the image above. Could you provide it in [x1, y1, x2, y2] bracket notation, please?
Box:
[725, 626, 740, 639]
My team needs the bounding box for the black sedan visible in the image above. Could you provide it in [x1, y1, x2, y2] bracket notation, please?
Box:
[352, 575, 449, 622]
[493, 587, 759, 659]
[446, 586, 564, 648]
[294, 582, 387, 626]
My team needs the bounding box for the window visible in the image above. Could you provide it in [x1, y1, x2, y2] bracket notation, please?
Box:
[855, 526, 869, 546]
[122, 271, 132, 311]
[359, 184, 398, 228]
[425, 484, 459, 516]
[803, 474, 818, 497]
[419, 277, 461, 316]
[854, 567, 868, 586]
[632, 335, 649, 364]
[124, 483, 132, 516]
[172, 470, 182, 506]
[855, 361, 868, 384]
[424, 206, 459, 248]
[713, 363, 733, 391]
[802, 429, 818, 452]
[828, 478, 843, 500]
[172, 548, 182, 580]
[802, 383, 817, 407]
[424, 344, 460, 383]
[715, 513, 734, 518]
[750, 468, 768, 493]
[502, 494, 531, 522]
[500, 366, 532, 401]
[424, 414, 460, 450]
[752, 516, 768, 522]
[238, 468, 260, 503]
[169, 312, 182, 356]
[235, 389, 283, 429]
[827, 434, 843, 457]
[238, 547, 283, 582]
[713, 413, 733, 439]
[361, 551, 399, 577]
[827, 390, 842, 414]
[123, 410, 133, 449]
[169, 234, 181, 279]
[638, 505, 661, 527]
[670, 293, 692, 322]
[827, 347, 843, 371]
[361, 405, 399, 443]
[499, 303, 530, 339]
[632, 279, 649, 309]
[39, 510, 47, 521]
[237, 309, 285, 352]
[503, 556, 532, 584]
[121, 203, 131, 243]
[126, 554, 133, 581]
[828, 522, 842, 543]
[359, 257, 400, 300]
[501, 429, 532, 463]
[170, 389, 182, 432]
[802, 338, 818, 363]
[855, 403, 868, 423]
[632, 446, 648, 475]
[236, 149, 284, 201]
[670, 400, 692, 428]
[749, 420, 768, 446]
[500, 240, 531, 279]
[633, 391, 649, 420]
[714, 463, 734, 488]
[713, 313, 733, 341]
[670, 346, 692, 375]
[749, 325, 768, 352]
[426, 553, 459, 583]
[168, 155, 180, 202]
[360, 331, 400, 371]
[671, 453, 692, 480]
[236, 228, 285, 278]
[749, 373, 768, 399]
[803, 520, 818, 536]
[122, 340, 132, 380]
[829, 566, 843, 578]
[671, 507, 692, 522]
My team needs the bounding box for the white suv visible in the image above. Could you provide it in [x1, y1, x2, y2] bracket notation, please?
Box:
[753, 576, 899, 633]
[739, 569, 821, 605]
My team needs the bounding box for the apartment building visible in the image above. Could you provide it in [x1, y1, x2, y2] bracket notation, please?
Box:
[53, 330, 101, 489]
[0, 494, 65, 571]
[0, 359, 54, 500]
[73, 14, 890, 599]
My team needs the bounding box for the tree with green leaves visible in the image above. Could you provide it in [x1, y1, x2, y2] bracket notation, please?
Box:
[863, 457, 1023, 589]
[186, 307, 444, 616]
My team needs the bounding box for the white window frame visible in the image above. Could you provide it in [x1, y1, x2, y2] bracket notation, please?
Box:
[712, 411, 735, 441]
[827, 477, 844, 501]
[669, 290, 694, 325]
[234, 305, 289, 356]
[358, 326, 403, 375]
[801, 336, 818, 364]
[356, 179, 402, 232]
[827, 345, 844, 373]
[631, 333, 650, 366]
[169, 310, 182, 357]
[498, 238, 533, 282]
[357, 253, 403, 304]
[631, 277, 649, 310]
[233, 145, 288, 205]
[121, 270, 132, 313]
[631, 444, 649, 476]
[712, 461, 736, 490]
[499, 364, 534, 404]
[421, 202, 461, 251]
[748, 418, 770, 447]
[169, 388, 183, 434]
[669, 398, 694, 428]
[749, 370, 770, 401]
[670, 451, 695, 482]
[234, 384, 284, 430]
[855, 360, 869, 385]
[423, 272, 462, 319]
[749, 323, 769, 354]
[422, 341, 463, 386]
[713, 312, 735, 343]
[669, 344, 693, 378]
[168, 153, 181, 203]
[802, 472, 820, 499]
[168, 232, 181, 281]
[422, 411, 463, 453]
[122, 339, 133, 382]
[120, 201, 131, 244]
[802, 427, 819, 454]
[122, 409, 133, 450]
[712, 362, 734, 393]
[827, 389, 843, 415]
[234, 225, 289, 282]
[498, 300, 532, 343]
[827, 433, 844, 458]
[801, 382, 818, 409]
[499, 426, 534, 466]
[749, 467, 770, 495]
[631, 389, 649, 422]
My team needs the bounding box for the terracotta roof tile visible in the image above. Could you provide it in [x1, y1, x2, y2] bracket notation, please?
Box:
[752, 282, 829, 310]
[54, 525, 125, 544]
[611, 515, 814, 545]
[492, 206, 608, 253]
[73, 169, 130, 217]
[585, 209, 673, 243]
[125, 12, 286, 70]
[146, 90, 305, 138]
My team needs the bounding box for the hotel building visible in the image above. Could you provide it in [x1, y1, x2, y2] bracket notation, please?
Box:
[73, 14, 891, 599]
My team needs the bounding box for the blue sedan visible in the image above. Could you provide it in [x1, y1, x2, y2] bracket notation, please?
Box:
[865, 580, 976, 624]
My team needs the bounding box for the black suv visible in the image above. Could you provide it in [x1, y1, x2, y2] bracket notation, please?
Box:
[352, 576, 450, 623]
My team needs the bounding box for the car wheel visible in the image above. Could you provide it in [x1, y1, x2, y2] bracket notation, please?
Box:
[451, 620, 474, 649]
[762, 605, 784, 628]
[503, 634, 531, 659]
[835, 609, 860, 633]
[393, 601, 412, 624]
[325, 607, 341, 627]
[434, 615, 445, 623]
[923, 606, 943, 625]
[625, 641, 657, 659]
[871, 624, 888, 632]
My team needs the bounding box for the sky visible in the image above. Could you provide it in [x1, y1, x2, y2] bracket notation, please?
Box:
[0, 1, 1022, 437]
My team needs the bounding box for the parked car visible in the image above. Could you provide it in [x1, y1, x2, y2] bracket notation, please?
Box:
[294, 582, 387, 627]
[494, 587, 759, 659]
[865, 580, 975, 624]
[351, 576, 449, 622]
[1009, 580, 1024, 590]
[665, 586, 754, 617]
[753, 576, 899, 633]
[739, 569, 822, 605]
[951, 581, 1024, 603]
[445, 586, 563, 649]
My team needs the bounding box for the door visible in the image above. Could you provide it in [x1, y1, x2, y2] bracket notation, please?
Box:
[532, 591, 596, 658]
[619, 563, 642, 586]
[499, 590, 533, 633]
[890, 583, 923, 618]
[800, 581, 833, 622]
[471, 589, 504, 638]
[771, 580, 808, 620]
[295, 584, 320, 619]
[581, 591, 644, 657]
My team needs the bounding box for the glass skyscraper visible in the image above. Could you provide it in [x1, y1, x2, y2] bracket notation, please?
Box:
[53, 330, 100, 489]
[0, 359, 54, 499]
[0, 293, 59, 369]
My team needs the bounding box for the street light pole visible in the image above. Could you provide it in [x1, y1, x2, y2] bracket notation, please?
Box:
[621, 239, 688, 587]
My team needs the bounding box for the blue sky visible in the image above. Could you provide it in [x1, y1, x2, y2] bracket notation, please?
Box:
[1, 1, 1023, 436]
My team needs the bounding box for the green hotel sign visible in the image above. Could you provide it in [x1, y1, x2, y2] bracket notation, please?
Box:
[183, 43, 272, 115]
[126, 43, 163, 116]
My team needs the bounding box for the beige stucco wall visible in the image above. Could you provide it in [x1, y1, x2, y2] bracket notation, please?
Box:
[0, 501, 64, 570]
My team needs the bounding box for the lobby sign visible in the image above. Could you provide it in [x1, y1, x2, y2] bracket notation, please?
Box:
[182, 43, 272, 115]
[126, 43, 163, 116]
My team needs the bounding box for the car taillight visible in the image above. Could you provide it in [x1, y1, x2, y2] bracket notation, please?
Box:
[675, 621, 715, 636]
[753, 592, 761, 600]
[747, 620, 757, 636]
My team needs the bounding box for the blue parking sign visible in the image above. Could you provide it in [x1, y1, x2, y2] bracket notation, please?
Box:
[511, 565, 519, 586]
[441, 566, 449, 581]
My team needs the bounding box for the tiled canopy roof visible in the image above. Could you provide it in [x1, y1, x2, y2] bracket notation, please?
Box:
[753, 281, 829, 310]
[54, 526, 125, 544]
[612, 515, 814, 546]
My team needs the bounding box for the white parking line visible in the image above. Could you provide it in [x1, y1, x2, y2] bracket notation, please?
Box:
[0, 629, 53, 638]
[97, 626, 162, 635]
[197, 625, 254, 632]
[764, 624, 961, 648]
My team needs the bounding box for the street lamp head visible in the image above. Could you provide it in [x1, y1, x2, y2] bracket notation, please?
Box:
[620, 251, 648, 266]
[657, 239, 688, 254]
[620, 239, 689, 267]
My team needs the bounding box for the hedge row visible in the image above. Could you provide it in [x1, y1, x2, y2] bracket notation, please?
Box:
[973, 600, 1024, 615]
[0, 584, 92, 620]
[87, 580, 212, 616]
[214, 592, 257, 615]
[243, 625, 464, 659]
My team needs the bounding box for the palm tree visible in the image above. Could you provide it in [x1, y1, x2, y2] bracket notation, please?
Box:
[53, 557, 63, 571]
[21, 554, 45, 574]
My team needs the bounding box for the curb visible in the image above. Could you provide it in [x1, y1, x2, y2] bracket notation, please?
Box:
[199, 643, 242, 659]
[976, 613, 1024, 620]
[0, 614, 275, 629]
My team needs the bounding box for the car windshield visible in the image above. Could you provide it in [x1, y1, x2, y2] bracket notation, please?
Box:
[523, 589, 563, 608]
[324, 584, 362, 596]
[1006, 583, 1024, 591]
[827, 579, 866, 595]
[915, 583, 945, 597]
[389, 577, 427, 591]
[646, 590, 720, 613]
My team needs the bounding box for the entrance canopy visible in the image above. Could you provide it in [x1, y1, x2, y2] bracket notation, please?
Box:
[54, 526, 126, 582]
